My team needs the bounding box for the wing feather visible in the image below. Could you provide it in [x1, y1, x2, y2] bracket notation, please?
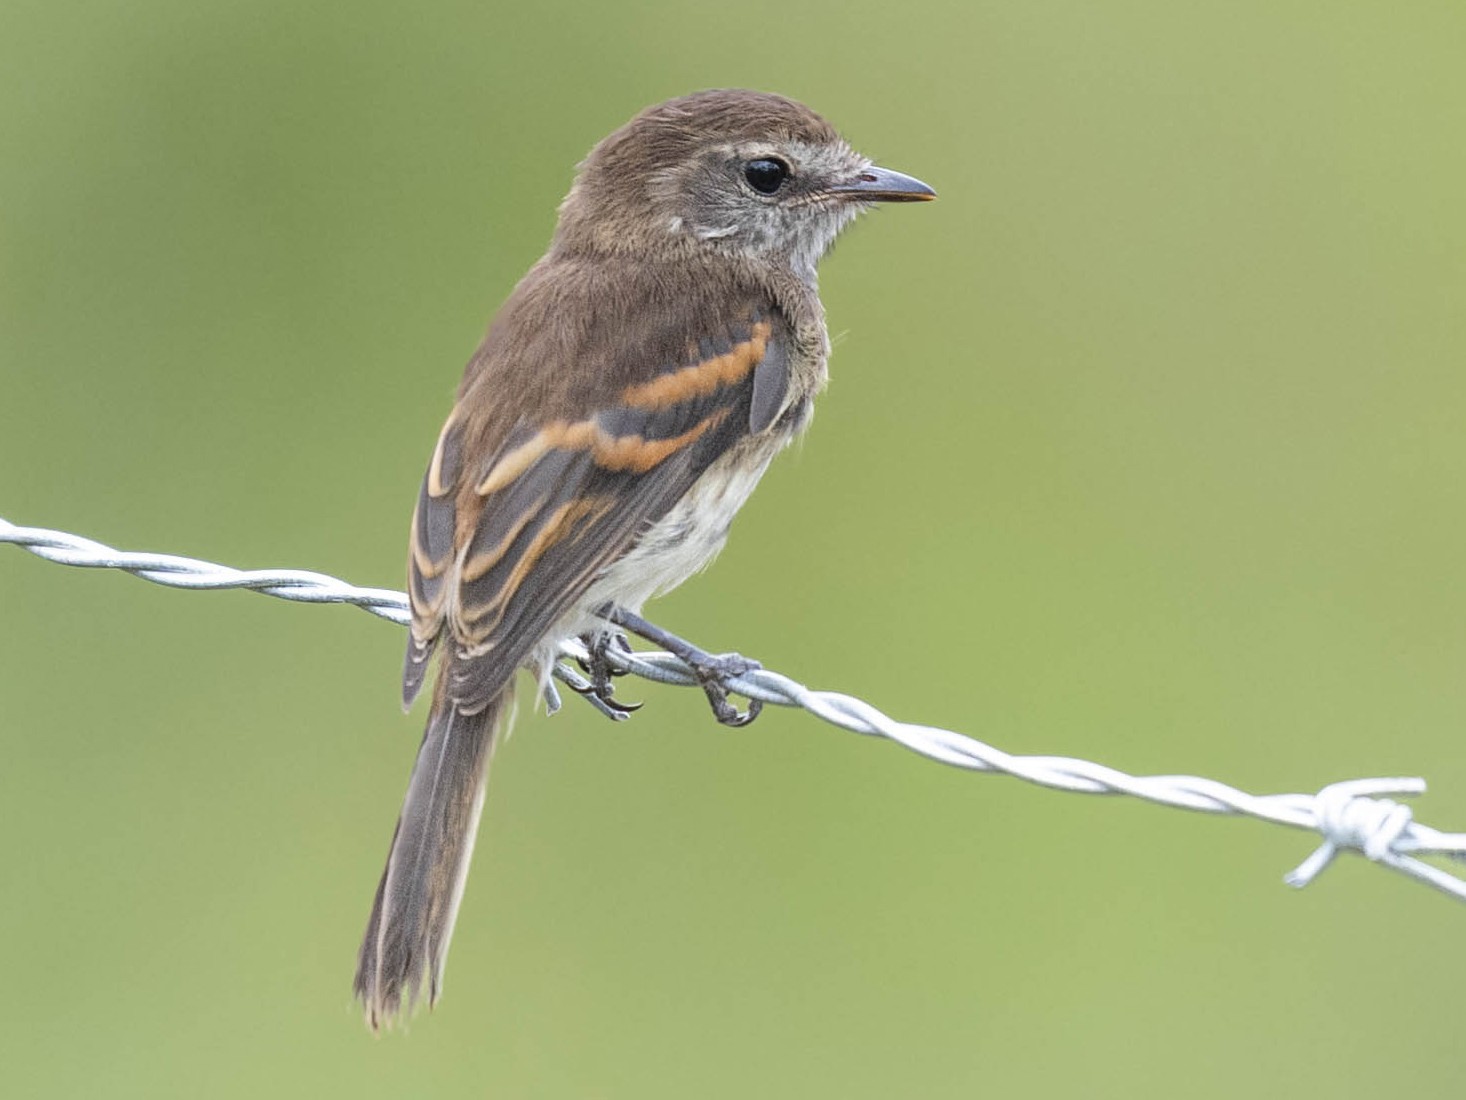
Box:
[404, 308, 789, 712]
[403, 414, 468, 707]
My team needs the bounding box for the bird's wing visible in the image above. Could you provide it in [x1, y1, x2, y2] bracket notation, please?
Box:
[402, 304, 794, 712]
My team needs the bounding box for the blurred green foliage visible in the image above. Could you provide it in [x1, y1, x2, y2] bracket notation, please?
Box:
[2, 1, 1464, 1096]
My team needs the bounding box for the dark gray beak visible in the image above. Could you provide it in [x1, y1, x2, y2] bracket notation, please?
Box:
[829, 165, 937, 203]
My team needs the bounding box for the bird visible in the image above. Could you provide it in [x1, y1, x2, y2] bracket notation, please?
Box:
[354, 88, 935, 1028]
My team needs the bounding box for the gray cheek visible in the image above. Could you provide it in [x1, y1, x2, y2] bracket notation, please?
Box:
[750, 208, 789, 249]
[686, 185, 747, 236]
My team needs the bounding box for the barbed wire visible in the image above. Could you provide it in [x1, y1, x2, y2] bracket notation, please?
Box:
[5, 515, 1466, 904]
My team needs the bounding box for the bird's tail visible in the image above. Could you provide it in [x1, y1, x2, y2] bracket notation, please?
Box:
[354, 682, 509, 1029]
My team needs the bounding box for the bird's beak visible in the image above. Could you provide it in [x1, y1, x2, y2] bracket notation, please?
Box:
[828, 165, 937, 203]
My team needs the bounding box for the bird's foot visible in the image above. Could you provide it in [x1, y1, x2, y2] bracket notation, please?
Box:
[568, 630, 642, 718]
[598, 605, 762, 727]
[687, 650, 763, 727]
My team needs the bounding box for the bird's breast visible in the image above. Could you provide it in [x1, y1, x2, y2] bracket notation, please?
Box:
[581, 406, 809, 618]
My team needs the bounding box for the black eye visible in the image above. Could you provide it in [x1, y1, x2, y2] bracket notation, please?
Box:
[743, 158, 790, 195]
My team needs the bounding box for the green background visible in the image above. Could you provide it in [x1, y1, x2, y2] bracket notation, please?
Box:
[2, 1, 1463, 1096]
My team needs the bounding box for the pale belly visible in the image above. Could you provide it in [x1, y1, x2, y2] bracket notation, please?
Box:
[531, 429, 795, 673]
[590, 443, 777, 609]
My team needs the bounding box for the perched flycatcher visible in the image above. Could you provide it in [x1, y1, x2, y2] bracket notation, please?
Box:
[356, 89, 935, 1028]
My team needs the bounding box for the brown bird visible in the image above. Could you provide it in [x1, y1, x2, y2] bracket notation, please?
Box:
[355, 89, 934, 1028]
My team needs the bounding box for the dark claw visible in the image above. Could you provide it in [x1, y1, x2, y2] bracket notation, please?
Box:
[689, 652, 763, 728]
[572, 630, 643, 717]
[579, 690, 635, 722]
[552, 663, 633, 722]
[708, 693, 762, 727]
[565, 673, 641, 712]
[596, 606, 766, 728]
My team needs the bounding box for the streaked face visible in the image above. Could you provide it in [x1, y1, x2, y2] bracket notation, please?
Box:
[658, 137, 876, 279]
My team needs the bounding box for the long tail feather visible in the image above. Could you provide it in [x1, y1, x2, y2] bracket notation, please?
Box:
[354, 684, 507, 1029]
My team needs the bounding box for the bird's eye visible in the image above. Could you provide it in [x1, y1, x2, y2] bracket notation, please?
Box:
[743, 158, 790, 195]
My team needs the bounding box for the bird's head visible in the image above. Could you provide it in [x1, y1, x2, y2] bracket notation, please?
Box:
[554, 89, 935, 280]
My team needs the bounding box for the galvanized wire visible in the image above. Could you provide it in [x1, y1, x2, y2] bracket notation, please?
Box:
[5, 515, 1466, 903]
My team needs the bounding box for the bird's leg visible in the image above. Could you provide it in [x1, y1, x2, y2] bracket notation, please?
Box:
[599, 605, 762, 727]
[552, 660, 635, 722]
[579, 629, 632, 685]
[569, 629, 642, 717]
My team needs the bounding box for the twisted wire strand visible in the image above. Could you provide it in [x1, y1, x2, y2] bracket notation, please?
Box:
[5, 516, 1466, 902]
